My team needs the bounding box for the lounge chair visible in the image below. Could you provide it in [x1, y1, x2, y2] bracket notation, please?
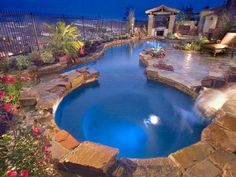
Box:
[203, 32, 236, 56]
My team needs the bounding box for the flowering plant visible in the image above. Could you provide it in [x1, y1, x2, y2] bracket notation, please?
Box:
[0, 126, 51, 177]
[0, 74, 51, 177]
[0, 74, 21, 136]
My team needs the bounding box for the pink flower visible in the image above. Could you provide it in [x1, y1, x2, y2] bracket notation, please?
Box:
[32, 127, 41, 136]
[19, 169, 28, 177]
[20, 76, 30, 81]
[80, 47, 85, 55]
[0, 90, 5, 100]
[4, 103, 12, 112]
[2, 75, 15, 85]
[11, 105, 18, 113]
[7, 169, 18, 177]
[43, 146, 50, 153]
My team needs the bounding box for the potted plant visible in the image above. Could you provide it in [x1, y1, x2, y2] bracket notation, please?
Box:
[44, 21, 84, 66]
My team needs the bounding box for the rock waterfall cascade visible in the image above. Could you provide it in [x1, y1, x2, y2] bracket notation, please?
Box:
[196, 85, 236, 119]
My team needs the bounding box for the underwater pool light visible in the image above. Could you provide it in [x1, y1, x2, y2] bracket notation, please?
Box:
[149, 114, 160, 125]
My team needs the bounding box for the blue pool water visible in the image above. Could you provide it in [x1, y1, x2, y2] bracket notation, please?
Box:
[55, 41, 208, 158]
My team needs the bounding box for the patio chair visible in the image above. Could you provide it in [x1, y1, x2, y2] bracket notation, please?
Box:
[203, 32, 236, 56]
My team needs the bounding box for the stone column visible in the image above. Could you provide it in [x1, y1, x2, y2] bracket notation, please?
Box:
[168, 15, 176, 33]
[148, 14, 154, 36]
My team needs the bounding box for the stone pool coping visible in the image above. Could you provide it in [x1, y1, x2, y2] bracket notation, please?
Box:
[29, 36, 155, 78]
[20, 38, 236, 177]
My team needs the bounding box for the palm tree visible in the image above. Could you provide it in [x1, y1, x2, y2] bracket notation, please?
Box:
[125, 8, 135, 36]
[44, 21, 83, 55]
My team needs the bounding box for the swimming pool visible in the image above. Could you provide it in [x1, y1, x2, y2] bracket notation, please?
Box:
[55, 41, 208, 158]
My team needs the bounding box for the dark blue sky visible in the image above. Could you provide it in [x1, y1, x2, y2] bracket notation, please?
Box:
[0, 0, 225, 19]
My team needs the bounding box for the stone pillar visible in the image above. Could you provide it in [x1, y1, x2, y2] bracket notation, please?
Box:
[168, 15, 176, 33]
[148, 14, 154, 36]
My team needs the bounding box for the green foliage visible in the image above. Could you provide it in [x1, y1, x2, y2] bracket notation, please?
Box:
[127, 9, 135, 35]
[40, 50, 55, 64]
[3, 80, 21, 105]
[44, 21, 84, 55]
[151, 43, 163, 53]
[118, 33, 130, 40]
[167, 32, 176, 40]
[0, 75, 51, 177]
[0, 56, 10, 73]
[0, 126, 51, 177]
[16, 55, 31, 70]
[29, 50, 41, 62]
[182, 36, 209, 51]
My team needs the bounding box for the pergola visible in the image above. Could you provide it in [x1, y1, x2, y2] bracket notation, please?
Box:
[145, 5, 180, 36]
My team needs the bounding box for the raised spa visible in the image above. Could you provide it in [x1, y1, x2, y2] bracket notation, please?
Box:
[55, 41, 208, 158]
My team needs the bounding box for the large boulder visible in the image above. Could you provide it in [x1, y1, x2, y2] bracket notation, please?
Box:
[38, 63, 64, 76]
[59, 141, 119, 177]
[110, 158, 137, 177]
[221, 100, 236, 117]
[153, 62, 174, 72]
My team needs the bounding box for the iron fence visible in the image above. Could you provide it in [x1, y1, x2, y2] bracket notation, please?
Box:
[0, 10, 146, 56]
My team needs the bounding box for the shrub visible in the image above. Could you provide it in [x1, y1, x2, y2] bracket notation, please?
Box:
[0, 74, 22, 136]
[182, 36, 209, 51]
[0, 56, 10, 73]
[29, 51, 40, 61]
[40, 50, 55, 64]
[0, 126, 51, 177]
[44, 21, 84, 56]
[29, 51, 42, 66]
[151, 43, 166, 58]
[0, 74, 51, 177]
[16, 55, 31, 70]
[167, 32, 175, 40]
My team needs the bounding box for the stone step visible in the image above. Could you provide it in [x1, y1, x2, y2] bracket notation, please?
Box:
[60, 141, 119, 176]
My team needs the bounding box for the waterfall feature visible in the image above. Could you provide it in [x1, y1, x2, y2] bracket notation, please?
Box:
[195, 85, 236, 118]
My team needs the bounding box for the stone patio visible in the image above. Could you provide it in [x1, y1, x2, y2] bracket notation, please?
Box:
[140, 45, 236, 92]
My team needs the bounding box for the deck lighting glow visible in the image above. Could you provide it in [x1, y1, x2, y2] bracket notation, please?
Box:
[8, 52, 13, 56]
[186, 53, 192, 62]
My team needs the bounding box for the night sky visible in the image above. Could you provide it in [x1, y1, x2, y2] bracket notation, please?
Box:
[0, 0, 225, 19]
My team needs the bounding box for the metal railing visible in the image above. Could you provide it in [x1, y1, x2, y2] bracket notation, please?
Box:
[0, 10, 143, 56]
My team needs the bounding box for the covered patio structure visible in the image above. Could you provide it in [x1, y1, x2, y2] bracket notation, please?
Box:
[145, 5, 180, 37]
